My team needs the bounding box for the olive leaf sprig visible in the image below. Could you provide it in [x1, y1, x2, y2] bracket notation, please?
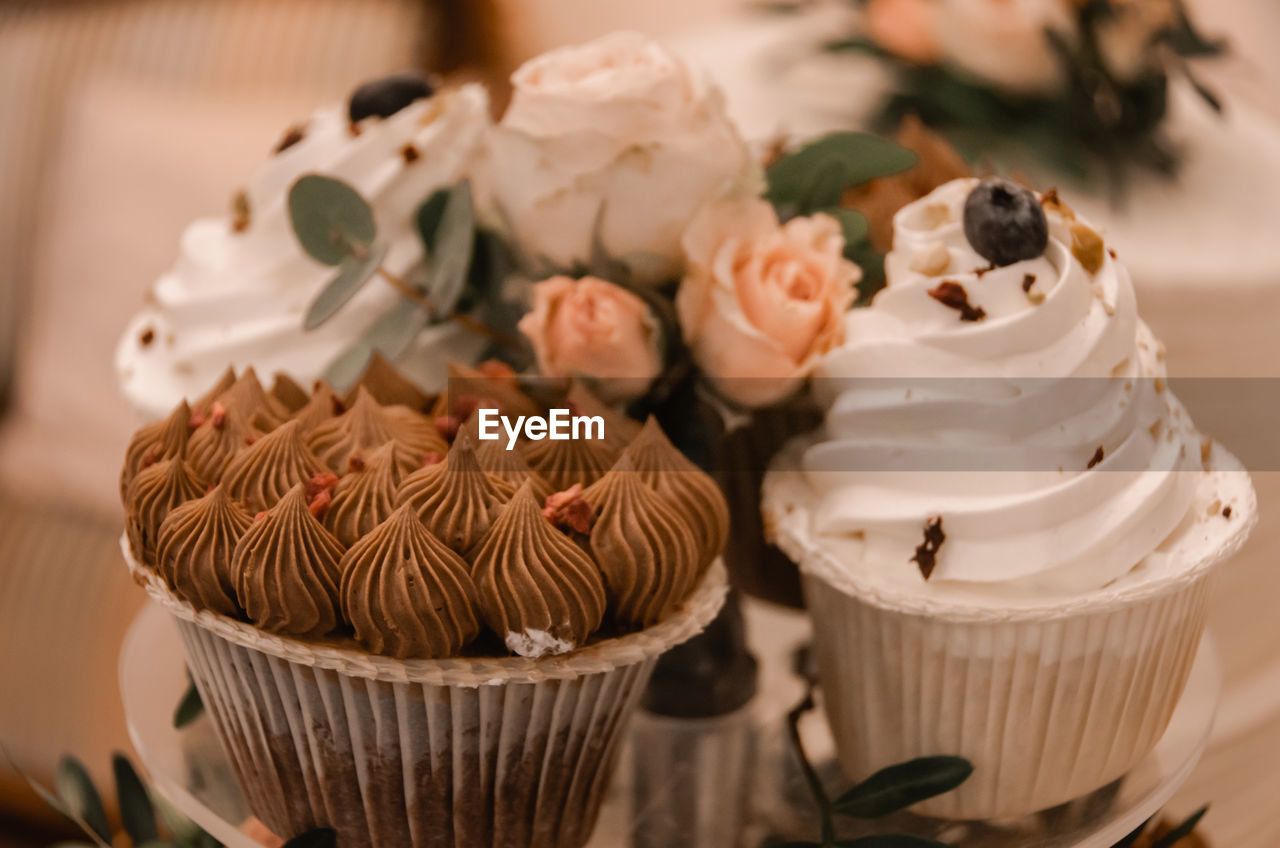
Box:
[288, 174, 499, 390]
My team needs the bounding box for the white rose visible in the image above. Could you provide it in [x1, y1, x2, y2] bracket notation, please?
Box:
[481, 31, 756, 284]
[935, 0, 1078, 94]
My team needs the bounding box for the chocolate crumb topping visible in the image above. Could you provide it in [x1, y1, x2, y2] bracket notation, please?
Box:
[347, 121, 362, 137]
[1223, 506, 1233, 519]
[1108, 248, 1117, 259]
[927, 281, 986, 322]
[231, 190, 251, 233]
[1088, 446, 1104, 469]
[911, 515, 945, 580]
[1022, 273, 1036, 293]
[973, 264, 995, 279]
[139, 327, 155, 347]
[273, 124, 306, 155]
[401, 143, 420, 164]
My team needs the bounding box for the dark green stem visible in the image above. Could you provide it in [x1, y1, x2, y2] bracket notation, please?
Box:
[787, 689, 837, 846]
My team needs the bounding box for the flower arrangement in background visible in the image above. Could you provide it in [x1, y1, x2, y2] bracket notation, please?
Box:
[287, 32, 921, 431]
[832, 0, 1227, 188]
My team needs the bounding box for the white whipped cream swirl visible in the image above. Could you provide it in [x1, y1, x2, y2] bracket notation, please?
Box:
[803, 178, 1212, 596]
[116, 85, 491, 420]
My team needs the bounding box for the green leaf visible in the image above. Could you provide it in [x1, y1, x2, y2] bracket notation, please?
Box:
[415, 189, 450, 251]
[835, 837, 952, 847]
[833, 756, 973, 819]
[767, 133, 918, 215]
[425, 181, 476, 317]
[282, 827, 337, 848]
[325, 300, 430, 390]
[55, 757, 112, 843]
[821, 207, 870, 252]
[1150, 805, 1208, 848]
[288, 174, 376, 265]
[173, 678, 204, 729]
[303, 242, 389, 330]
[113, 753, 159, 844]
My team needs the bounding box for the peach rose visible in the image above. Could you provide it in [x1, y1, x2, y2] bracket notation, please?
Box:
[866, 0, 942, 65]
[518, 276, 663, 402]
[676, 197, 860, 408]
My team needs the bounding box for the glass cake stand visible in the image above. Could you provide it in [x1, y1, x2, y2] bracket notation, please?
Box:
[120, 600, 1221, 848]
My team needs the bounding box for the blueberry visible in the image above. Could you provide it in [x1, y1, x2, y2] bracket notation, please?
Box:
[348, 72, 436, 123]
[962, 178, 1049, 267]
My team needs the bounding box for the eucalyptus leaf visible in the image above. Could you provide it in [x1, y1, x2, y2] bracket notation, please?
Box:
[173, 678, 204, 729]
[1149, 805, 1208, 848]
[415, 189, 450, 252]
[767, 133, 918, 216]
[820, 207, 870, 252]
[282, 827, 337, 848]
[833, 756, 972, 819]
[325, 299, 430, 390]
[425, 180, 476, 316]
[288, 174, 376, 266]
[303, 242, 389, 330]
[55, 756, 112, 843]
[113, 753, 159, 844]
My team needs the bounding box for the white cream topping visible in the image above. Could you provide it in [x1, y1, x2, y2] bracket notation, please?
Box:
[116, 85, 492, 420]
[504, 629, 576, 659]
[802, 178, 1235, 596]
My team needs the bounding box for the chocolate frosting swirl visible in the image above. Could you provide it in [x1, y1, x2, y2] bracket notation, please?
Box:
[121, 400, 191, 500]
[222, 419, 325, 512]
[156, 484, 253, 616]
[307, 386, 440, 471]
[475, 437, 553, 501]
[582, 454, 700, 626]
[347, 352, 432, 411]
[126, 457, 206, 567]
[397, 429, 514, 557]
[187, 402, 262, 483]
[471, 482, 606, 657]
[217, 367, 289, 428]
[324, 442, 405, 547]
[232, 483, 345, 637]
[270, 372, 310, 413]
[624, 417, 728, 570]
[524, 435, 615, 492]
[291, 382, 344, 434]
[192, 366, 236, 415]
[339, 504, 481, 658]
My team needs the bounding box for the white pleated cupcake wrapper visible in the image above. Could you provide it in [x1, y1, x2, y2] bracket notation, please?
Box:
[123, 538, 728, 847]
[803, 571, 1209, 819]
[762, 444, 1255, 820]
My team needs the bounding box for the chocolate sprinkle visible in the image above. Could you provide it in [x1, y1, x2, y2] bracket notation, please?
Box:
[401, 143, 420, 164]
[910, 515, 945, 580]
[927, 281, 986, 322]
[1223, 506, 1233, 519]
[1022, 273, 1037, 293]
[231, 190, 251, 233]
[139, 327, 155, 347]
[974, 264, 995, 279]
[1088, 446, 1105, 469]
[273, 124, 305, 154]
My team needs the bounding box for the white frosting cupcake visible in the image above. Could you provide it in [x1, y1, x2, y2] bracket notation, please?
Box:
[116, 84, 492, 420]
[763, 178, 1256, 817]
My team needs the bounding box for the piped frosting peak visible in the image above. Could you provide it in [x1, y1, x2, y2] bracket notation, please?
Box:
[471, 482, 607, 657]
[232, 483, 346, 638]
[340, 505, 480, 658]
[156, 484, 252, 616]
[397, 428, 514, 556]
[222, 419, 325, 512]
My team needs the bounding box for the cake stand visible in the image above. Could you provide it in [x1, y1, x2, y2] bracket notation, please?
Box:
[120, 600, 1221, 848]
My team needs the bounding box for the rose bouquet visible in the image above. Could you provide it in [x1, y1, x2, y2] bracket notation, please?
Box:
[830, 0, 1226, 188]
[282, 32, 924, 602]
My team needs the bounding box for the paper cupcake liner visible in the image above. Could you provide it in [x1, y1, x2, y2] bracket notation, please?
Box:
[124, 539, 727, 847]
[762, 444, 1255, 819]
[802, 570, 1208, 819]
